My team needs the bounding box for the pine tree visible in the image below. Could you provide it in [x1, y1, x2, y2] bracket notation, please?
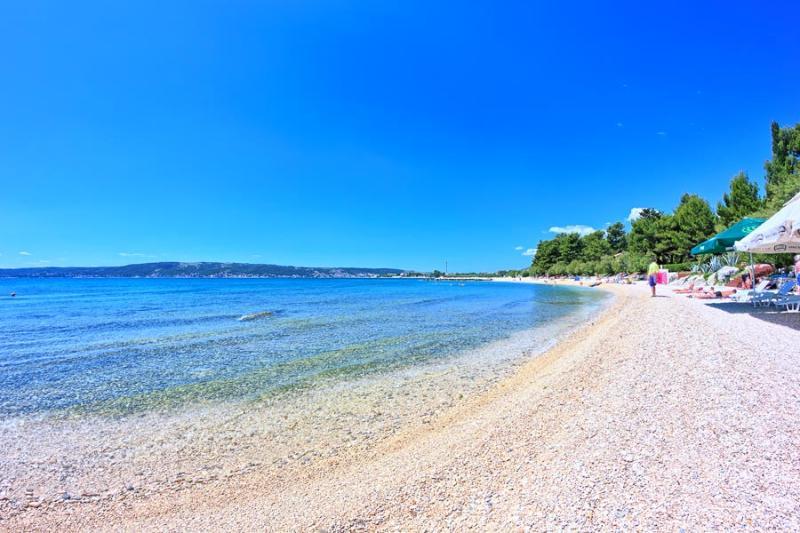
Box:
[582, 230, 612, 261]
[627, 209, 662, 260]
[672, 193, 716, 261]
[605, 222, 627, 253]
[716, 171, 763, 227]
[764, 121, 800, 210]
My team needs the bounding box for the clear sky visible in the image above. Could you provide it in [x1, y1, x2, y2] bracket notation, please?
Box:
[1, 1, 798, 272]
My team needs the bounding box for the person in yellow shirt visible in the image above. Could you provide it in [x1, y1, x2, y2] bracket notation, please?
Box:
[647, 261, 659, 297]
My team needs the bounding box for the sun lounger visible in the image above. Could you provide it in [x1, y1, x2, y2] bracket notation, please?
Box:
[777, 294, 800, 312]
[752, 280, 797, 308]
[736, 280, 769, 304]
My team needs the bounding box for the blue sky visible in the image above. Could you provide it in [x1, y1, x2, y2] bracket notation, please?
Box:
[1, 1, 798, 272]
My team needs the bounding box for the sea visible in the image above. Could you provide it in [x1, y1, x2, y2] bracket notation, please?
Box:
[0, 278, 609, 418]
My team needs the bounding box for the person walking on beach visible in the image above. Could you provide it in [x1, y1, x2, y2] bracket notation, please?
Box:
[647, 260, 659, 297]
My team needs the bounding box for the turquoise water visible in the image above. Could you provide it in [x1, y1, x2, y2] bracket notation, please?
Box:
[0, 278, 607, 416]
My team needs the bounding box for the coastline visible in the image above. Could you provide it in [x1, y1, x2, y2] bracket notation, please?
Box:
[0, 282, 611, 526]
[5, 282, 800, 530]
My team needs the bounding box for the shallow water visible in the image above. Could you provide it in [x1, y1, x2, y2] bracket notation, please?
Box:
[0, 278, 608, 417]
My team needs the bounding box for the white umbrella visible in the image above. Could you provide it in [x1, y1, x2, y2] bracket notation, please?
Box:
[735, 191, 800, 254]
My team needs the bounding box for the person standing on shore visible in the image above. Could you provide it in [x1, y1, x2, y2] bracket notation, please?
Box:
[647, 260, 659, 297]
[794, 255, 800, 293]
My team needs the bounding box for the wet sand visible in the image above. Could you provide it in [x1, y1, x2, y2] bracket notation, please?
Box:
[4, 282, 800, 530]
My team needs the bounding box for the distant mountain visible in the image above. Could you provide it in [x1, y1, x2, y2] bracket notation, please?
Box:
[0, 262, 406, 279]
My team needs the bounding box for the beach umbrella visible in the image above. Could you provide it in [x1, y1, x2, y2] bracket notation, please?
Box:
[734, 192, 800, 254]
[691, 217, 767, 255]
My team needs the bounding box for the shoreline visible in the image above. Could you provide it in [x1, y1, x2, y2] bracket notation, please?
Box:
[5, 282, 800, 529]
[0, 283, 612, 526]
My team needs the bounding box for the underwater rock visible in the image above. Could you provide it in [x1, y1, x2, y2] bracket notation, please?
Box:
[238, 311, 274, 322]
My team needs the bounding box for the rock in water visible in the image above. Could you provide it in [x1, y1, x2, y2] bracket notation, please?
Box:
[238, 311, 274, 322]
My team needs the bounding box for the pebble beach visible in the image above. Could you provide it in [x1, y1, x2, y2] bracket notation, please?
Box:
[3, 281, 800, 530]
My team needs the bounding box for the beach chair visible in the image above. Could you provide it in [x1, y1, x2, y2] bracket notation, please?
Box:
[777, 294, 800, 312]
[737, 279, 770, 304]
[748, 279, 779, 306]
[772, 280, 798, 308]
[753, 279, 796, 308]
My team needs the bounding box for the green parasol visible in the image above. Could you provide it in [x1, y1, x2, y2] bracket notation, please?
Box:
[691, 217, 766, 255]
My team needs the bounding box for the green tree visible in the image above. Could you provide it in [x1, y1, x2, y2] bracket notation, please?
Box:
[530, 239, 560, 275]
[611, 253, 631, 274]
[764, 121, 800, 210]
[626, 200, 711, 265]
[581, 230, 611, 261]
[556, 233, 583, 263]
[717, 171, 763, 227]
[549, 262, 567, 276]
[672, 193, 716, 260]
[566, 259, 582, 276]
[597, 256, 615, 275]
[652, 214, 680, 264]
[627, 208, 662, 260]
[605, 222, 627, 253]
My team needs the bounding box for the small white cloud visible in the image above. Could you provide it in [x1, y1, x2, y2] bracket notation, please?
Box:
[19, 251, 31, 256]
[627, 208, 645, 222]
[522, 248, 537, 257]
[656, 131, 667, 136]
[549, 225, 596, 236]
[118, 252, 154, 258]
[514, 246, 524, 251]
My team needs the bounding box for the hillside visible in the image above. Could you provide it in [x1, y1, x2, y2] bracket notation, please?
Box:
[0, 262, 406, 279]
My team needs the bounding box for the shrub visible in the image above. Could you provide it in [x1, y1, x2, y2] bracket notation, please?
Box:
[663, 262, 692, 272]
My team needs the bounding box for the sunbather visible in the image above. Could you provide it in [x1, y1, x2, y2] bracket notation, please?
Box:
[673, 283, 701, 294]
[691, 288, 737, 299]
[679, 285, 714, 295]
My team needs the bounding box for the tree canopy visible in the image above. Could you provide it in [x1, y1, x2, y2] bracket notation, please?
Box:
[605, 222, 627, 253]
[627, 209, 662, 261]
[717, 172, 763, 227]
[672, 194, 716, 257]
[526, 120, 800, 276]
[765, 121, 800, 210]
[582, 230, 612, 261]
